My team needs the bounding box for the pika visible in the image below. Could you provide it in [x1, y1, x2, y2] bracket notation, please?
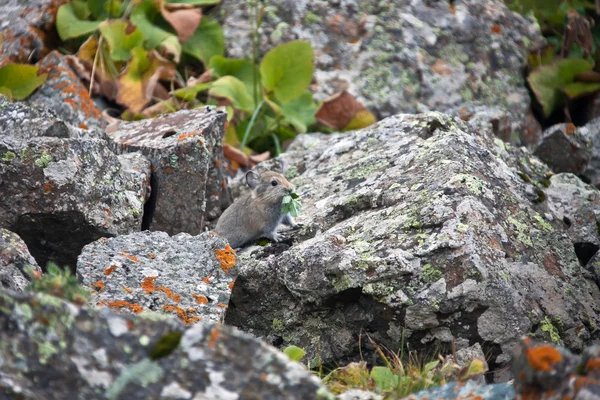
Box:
[215, 167, 298, 248]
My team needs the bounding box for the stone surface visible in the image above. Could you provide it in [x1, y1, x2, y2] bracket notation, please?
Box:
[583, 117, 600, 188]
[406, 380, 514, 400]
[0, 0, 61, 67]
[220, 0, 545, 136]
[0, 229, 41, 292]
[105, 107, 231, 235]
[224, 112, 600, 379]
[337, 390, 383, 400]
[29, 51, 105, 135]
[77, 231, 238, 325]
[533, 123, 593, 174]
[544, 173, 600, 266]
[0, 288, 332, 400]
[0, 134, 151, 269]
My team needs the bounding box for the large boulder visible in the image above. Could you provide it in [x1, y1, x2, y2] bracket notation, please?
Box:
[0, 98, 151, 269]
[224, 112, 600, 380]
[77, 231, 238, 324]
[0, 288, 332, 399]
[0, 229, 41, 291]
[105, 107, 231, 235]
[220, 0, 544, 138]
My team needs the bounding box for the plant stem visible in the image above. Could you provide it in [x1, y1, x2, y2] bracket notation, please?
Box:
[89, 35, 103, 96]
[271, 132, 281, 156]
[241, 99, 264, 150]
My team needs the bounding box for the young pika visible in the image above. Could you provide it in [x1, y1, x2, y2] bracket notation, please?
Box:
[215, 167, 298, 248]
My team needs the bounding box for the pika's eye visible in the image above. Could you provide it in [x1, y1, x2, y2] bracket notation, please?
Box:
[271, 180, 278, 186]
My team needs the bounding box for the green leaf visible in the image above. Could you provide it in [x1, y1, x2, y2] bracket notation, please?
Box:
[0, 64, 48, 100]
[183, 17, 224, 65]
[283, 345, 306, 362]
[165, 0, 220, 4]
[423, 360, 440, 375]
[159, 35, 182, 63]
[172, 82, 212, 102]
[343, 109, 377, 131]
[88, 0, 123, 19]
[71, 0, 92, 20]
[131, 2, 174, 50]
[209, 56, 258, 96]
[281, 194, 302, 217]
[209, 76, 254, 113]
[99, 20, 145, 61]
[56, 3, 101, 40]
[260, 40, 314, 103]
[278, 91, 317, 133]
[528, 58, 595, 117]
[562, 81, 600, 99]
[370, 366, 398, 393]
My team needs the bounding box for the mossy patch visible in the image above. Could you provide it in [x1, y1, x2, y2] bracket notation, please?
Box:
[0, 151, 16, 162]
[34, 151, 52, 168]
[540, 316, 561, 344]
[421, 264, 443, 283]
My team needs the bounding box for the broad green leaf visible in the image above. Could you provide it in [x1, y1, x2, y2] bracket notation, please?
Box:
[562, 81, 600, 99]
[0, 64, 48, 100]
[224, 123, 241, 146]
[278, 91, 317, 133]
[464, 359, 487, 378]
[172, 82, 211, 102]
[71, 0, 92, 20]
[423, 360, 440, 375]
[99, 20, 144, 61]
[56, 3, 101, 40]
[260, 40, 313, 103]
[88, 0, 122, 19]
[159, 35, 182, 63]
[183, 17, 224, 65]
[343, 109, 377, 131]
[165, 0, 220, 4]
[528, 58, 595, 117]
[131, 2, 174, 50]
[281, 194, 302, 217]
[209, 56, 258, 95]
[209, 76, 254, 113]
[370, 366, 398, 393]
[283, 345, 306, 362]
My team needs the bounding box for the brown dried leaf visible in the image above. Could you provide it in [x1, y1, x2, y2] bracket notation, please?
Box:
[223, 144, 253, 167]
[562, 9, 594, 58]
[574, 70, 600, 83]
[249, 151, 270, 164]
[187, 68, 213, 86]
[75, 35, 119, 100]
[140, 98, 176, 118]
[157, 0, 202, 43]
[315, 90, 367, 130]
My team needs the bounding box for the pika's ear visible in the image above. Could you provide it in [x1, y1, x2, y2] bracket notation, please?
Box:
[255, 165, 268, 173]
[245, 170, 261, 189]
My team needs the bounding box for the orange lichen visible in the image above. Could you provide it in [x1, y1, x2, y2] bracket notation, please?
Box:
[141, 276, 157, 294]
[214, 245, 236, 273]
[177, 131, 198, 142]
[215, 159, 221, 168]
[566, 123, 577, 136]
[104, 265, 117, 276]
[107, 300, 143, 314]
[585, 358, 600, 372]
[192, 294, 208, 304]
[126, 320, 135, 330]
[157, 286, 181, 303]
[104, 208, 112, 216]
[122, 286, 132, 293]
[228, 279, 236, 291]
[92, 280, 104, 291]
[162, 305, 201, 324]
[43, 183, 52, 193]
[217, 302, 228, 308]
[207, 326, 220, 348]
[149, 253, 156, 259]
[526, 345, 562, 372]
[491, 24, 502, 34]
[79, 123, 88, 129]
[97, 300, 108, 307]
[125, 255, 140, 263]
[202, 277, 212, 284]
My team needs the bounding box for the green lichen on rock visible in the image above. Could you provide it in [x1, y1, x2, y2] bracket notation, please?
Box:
[533, 214, 553, 231]
[272, 318, 284, 331]
[106, 359, 164, 399]
[540, 316, 561, 344]
[0, 151, 16, 162]
[421, 264, 443, 283]
[34, 151, 52, 168]
[285, 165, 299, 180]
[507, 216, 533, 247]
[450, 174, 487, 196]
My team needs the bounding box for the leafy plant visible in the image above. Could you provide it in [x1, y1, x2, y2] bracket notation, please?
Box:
[25, 262, 91, 305]
[282, 192, 302, 217]
[283, 345, 306, 362]
[0, 64, 48, 100]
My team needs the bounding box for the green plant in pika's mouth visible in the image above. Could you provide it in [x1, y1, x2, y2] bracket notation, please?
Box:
[282, 192, 302, 217]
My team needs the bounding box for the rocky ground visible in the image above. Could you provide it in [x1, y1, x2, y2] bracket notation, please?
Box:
[1, 0, 600, 399]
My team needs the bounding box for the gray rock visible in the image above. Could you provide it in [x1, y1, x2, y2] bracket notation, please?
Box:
[587, 251, 600, 286]
[0, 229, 41, 291]
[224, 112, 600, 379]
[0, 288, 333, 399]
[583, 117, 600, 188]
[544, 173, 600, 266]
[29, 51, 105, 136]
[406, 381, 514, 400]
[0, 135, 151, 269]
[105, 107, 231, 235]
[220, 0, 544, 135]
[77, 231, 238, 325]
[533, 123, 593, 174]
[337, 389, 383, 400]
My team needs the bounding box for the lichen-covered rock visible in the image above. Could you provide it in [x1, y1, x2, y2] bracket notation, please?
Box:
[544, 173, 600, 266]
[337, 390, 383, 400]
[0, 229, 41, 291]
[105, 107, 231, 235]
[29, 51, 105, 136]
[224, 112, 600, 380]
[533, 123, 593, 174]
[0, 288, 332, 399]
[406, 380, 514, 400]
[0, 135, 151, 269]
[583, 117, 600, 188]
[0, 0, 61, 67]
[220, 0, 544, 136]
[77, 231, 237, 325]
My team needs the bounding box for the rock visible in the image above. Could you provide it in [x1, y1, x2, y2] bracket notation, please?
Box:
[224, 112, 600, 379]
[588, 251, 600, 286]
[406, 380, 514, 400]
[220, 0, 545, 135]
[0, 288, 332, 399]
[0, 0, 60, 66]
[29, 51, 105, 136]
[544, 173, 600, 266]
[77, 231, 237, 325]
[533, 123, 593, 174]
[0, 229, 41, 291]
[337, 389, 383, 400]
[583, 117, 600, 188]
[105, 107, 231, 235]
[0, 134, 151, 270]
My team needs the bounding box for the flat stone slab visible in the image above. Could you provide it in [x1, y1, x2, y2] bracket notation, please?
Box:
[77, 231, 238, 324]
[105, 107, 231, 235]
